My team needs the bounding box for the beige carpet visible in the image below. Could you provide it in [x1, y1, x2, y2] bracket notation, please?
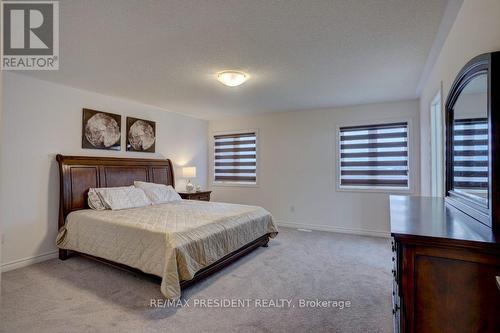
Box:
[0, 227, 393, 333]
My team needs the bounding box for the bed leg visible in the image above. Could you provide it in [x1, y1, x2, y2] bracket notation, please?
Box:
[59, 249, 69, 260]
[261, 238, 269, 247]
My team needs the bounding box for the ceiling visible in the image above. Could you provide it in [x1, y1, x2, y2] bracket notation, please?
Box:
[23, 0, 448, 119]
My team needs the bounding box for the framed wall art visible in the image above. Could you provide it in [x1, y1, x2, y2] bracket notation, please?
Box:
[82, 108, 121, 150]
[126, 117, 156, 153]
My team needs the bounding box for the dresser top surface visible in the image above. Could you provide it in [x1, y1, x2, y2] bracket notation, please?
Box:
[390, 195, 500, 244]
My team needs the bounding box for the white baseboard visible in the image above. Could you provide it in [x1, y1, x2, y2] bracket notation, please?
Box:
[1, 250, 59, 272]
[276, 220, 391, 238]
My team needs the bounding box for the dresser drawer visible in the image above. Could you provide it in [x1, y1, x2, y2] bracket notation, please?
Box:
[178, 191, 211, 201]
[196, 194, 210, 201]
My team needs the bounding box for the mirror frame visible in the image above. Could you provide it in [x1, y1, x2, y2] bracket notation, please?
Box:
[445, 52, 500, 232]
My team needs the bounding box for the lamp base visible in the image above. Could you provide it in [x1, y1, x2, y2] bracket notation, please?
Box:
[186, 180, 195, 192]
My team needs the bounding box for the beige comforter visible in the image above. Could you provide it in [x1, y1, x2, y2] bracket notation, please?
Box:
[56, 200, 278, 299]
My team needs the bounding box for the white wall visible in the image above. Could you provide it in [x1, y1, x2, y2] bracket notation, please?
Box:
[0, 73, 208, 270]
[420, 0, 500, 195]
[454, 92, 487, 119]
[209, 100, 420, 237]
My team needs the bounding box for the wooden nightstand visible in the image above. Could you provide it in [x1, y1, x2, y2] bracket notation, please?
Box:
[178, 191, 212, 201]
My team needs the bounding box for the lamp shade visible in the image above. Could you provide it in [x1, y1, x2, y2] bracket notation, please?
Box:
[182, 166, 196, 178]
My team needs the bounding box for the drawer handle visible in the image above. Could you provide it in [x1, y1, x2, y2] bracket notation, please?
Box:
[496, 276, 500, 291]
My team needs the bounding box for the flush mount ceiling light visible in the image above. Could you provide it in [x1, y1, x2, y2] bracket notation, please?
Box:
[216, 70, 249, 87]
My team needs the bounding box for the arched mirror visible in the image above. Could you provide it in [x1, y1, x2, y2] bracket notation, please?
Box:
[451, 73, 488, 205]
[445, 52, 499, 231]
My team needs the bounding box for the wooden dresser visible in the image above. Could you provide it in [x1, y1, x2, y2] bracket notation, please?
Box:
[390, 195, 500, 333]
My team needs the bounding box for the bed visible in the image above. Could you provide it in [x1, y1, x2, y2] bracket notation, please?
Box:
[55, 155, 277, 299]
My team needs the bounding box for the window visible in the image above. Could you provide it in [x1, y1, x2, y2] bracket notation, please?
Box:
[339, 122, 409, 189]
[213, 131, 257, 185]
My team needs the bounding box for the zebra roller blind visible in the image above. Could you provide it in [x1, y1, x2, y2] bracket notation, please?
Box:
[452, 118, 488, 192]
[214, 132, 257, 184]
[339, 122, 409, 188]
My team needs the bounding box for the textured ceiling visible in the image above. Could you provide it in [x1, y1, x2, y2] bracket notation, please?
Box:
[22, 0, 448, 119]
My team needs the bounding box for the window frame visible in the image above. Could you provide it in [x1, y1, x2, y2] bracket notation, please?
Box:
[335, 118, 414, 194]
[211, 128, 259, 188]
[430, 88, 445, 197]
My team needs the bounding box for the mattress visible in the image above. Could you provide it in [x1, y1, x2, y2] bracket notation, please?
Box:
[56, 200, 278, 299]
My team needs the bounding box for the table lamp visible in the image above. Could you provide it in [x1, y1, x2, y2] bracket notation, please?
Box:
[182, 166, 196, 192]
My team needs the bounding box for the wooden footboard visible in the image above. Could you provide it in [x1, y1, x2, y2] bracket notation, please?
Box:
[180, 233, 270, 289]
[59, 233, 271, 290]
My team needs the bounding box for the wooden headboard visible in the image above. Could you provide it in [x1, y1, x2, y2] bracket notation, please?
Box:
[56, 154, 175, 228]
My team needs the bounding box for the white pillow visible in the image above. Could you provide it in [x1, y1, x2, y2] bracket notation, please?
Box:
[88, 188, 107, 210]
[94, 186, 152, 210]
[134, 181, 181, 204]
